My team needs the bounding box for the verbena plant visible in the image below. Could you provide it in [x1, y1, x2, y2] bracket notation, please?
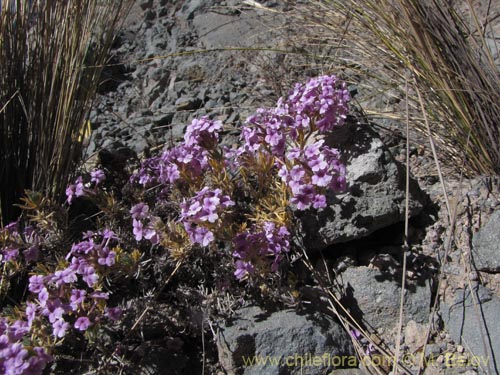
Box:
[0, 0, 131, 224]
[0, 75, 351, 373]
[284, 0, 500, 177]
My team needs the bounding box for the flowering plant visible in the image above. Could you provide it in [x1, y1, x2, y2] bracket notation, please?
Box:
[0, 74, 350, 374]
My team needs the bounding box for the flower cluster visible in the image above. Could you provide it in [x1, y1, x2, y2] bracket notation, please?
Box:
[278, 139, 346, 210]
[0, 221, 41, 264]
[130, 203, 159, 244]
[66, 169, 106, 204]
[27, 229, 121, 339]
[241, 108, 292, 157]
[0, 225, 123, 374]
[234, 75, 348, 211]
[232, 222, 290, 280]
[277, 74, 350, 133]
[0, 318, 51, 375]
[131, 75, 349, 277]
[179, 188, 234, 246]
[237, 75, 349, 157]
[133, 117, 222, 187]
[183, 116, 222, 149]
[0, 74, 351, 373]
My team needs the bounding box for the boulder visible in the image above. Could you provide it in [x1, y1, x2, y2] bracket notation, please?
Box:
[340, 266, 432, 334]
[217, 306, 355, 375]
[441, 285, 500, 374]
[472, 210, 500, 272]
[299, 123, 428, 250]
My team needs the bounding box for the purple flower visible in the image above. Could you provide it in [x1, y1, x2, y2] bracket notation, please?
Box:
[3, 342, 29, 374]
[37, 288, 49, 308]
[74, 317, 91, 331]
[133, 141, 209, 188]
[65, 185, 76, 204]
[81, 266, 98, 287]
[289, 166, 305, 182]
[66, 177, 85, 204]
[48, 307, 65, 324]
[180, 188, 233, 246]
[105, 307, 122, 321]
[27, 347, 52, 374]
[130, 203, 149, 220]
[7, 321, 30, 341]
[132, 219, 158, 244]
[102, 229, 117, 241]
[186, 226, 214, 247]
[232, 222, 290, 280]
[184, 116, 222, 148]
[25, 303, 37, 327]
[74, 177, 85, 197]
[23, 245, 39, 262]
[286, 147, 301, 160]
[132, 219, 144, 241]
[312, 194, 327, 209]
[70, 239, 95, 256]
[2, 247, 19, 262]
[311, 169, 332, 187]
[70, 289, 86, 310]
[234, 260, 254, 280]
[51, 268, 77, 286]
[90, 169, 106, 185]
[97, 247, 116, 267]
[28, 275, 45, 294]
[52, 318, 69, 338]
[143, 227, 159, 245]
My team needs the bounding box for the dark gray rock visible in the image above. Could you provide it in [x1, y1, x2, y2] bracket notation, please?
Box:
[217, 306, 355, 375]
[472, 210, 500, 272]
[144, 9, 156, 21]
[441, 285, 500, 374]
[192, 11, 283, 49]
[340, 266, 432, 334]
[300, 123, 428, 249]
[175, 96, 203, 111]
[139, 0, 153, 11]
[179, 0, 207, 20]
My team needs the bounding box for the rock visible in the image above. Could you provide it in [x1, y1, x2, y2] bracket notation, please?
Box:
[180, 0, 207, 20]
[149, 112, 172, 128]
[192, 11, 282, 48]
[139, 0, 153, 11]
[217, 306, 355, 375]
[175, 96, 202, 111]
[340, 266, 432, 334]
[144, 9, 156, 21]
[441, 285, 500, 374]
[472, 210, 500, 272]
[425, 343, 442, 358]
[299, 122, 428, 249]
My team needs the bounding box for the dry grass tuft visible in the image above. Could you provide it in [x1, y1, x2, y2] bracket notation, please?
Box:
[0, 0, 132, 223]
[283, 0, 500, 178]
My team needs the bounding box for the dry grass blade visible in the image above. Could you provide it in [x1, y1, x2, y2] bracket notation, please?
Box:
[0, 0, 132, 223]
[283, 0, 500, 178]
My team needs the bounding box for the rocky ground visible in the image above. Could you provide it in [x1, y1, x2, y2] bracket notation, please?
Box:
[84, 1, 500, 374]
